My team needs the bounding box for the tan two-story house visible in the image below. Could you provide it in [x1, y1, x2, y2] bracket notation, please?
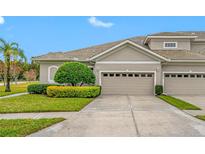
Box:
[33, 32, 205, 95]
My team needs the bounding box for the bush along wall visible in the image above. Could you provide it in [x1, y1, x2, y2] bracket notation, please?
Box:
[155, 85, 163, 95]
[27, 84, 60, 94]
[47, 86, 101, 98]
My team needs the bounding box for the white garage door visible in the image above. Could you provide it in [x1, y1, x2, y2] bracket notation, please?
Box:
[101, 72, 154, 95]
[164, 73, 205, 95]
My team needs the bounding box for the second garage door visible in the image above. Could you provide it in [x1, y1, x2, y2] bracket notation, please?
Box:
[101, 72, 154, 95]
[164, 73, 205, 95]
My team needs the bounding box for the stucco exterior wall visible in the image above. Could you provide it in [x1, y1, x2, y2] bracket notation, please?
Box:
[162, 63, 205, 72]
[39, 60, 205, 86]
[191, 42, 205, 54]
[149, 38, 191, 50]
[39, 62, 64, 83]
[99, 45, 157, 61]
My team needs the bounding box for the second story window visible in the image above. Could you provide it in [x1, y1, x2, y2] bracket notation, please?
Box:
[164, 42, 177, 48]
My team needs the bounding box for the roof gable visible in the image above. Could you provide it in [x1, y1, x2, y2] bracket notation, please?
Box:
[98, 45, 158, 61]
[90, 40, 169, 61]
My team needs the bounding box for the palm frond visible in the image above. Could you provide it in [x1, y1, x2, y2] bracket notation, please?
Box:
[0, 39, 7, 54]
[0, 46, 5, 53]
[0, 39, 27, 63]
[0, 38, 7, 47]
[11, 48, 19, 61]
[18, 49, 27, 62]
[10, 42, 19, 48]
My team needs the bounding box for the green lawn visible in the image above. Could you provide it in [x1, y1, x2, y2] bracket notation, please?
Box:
[0, 81, 39, 97]
[195, 115, 205, 121]
[158, 95, 201, 110]
[0, 94, 93, 113]
[0, 118, 64, 137]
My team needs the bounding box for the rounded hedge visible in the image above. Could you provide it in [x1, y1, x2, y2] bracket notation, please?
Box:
[54, 62, 95, 86]
[27, 84, 59, 94]
[155, 85, 163, 95]
[47, 86, 101, 98]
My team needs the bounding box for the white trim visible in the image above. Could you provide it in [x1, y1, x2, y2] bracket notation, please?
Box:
[169, 60, 205, 63]
[163, 42, 177, 49]
[89, 40, 169, 61]
[162, 71, 205, 91]
[144, 35, 198, 44]
[96, 61, 160, 64]
[99, 70, 156, 95]
[48, 65, 58, 83]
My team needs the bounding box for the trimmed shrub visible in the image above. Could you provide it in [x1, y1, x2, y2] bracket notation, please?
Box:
[155, 85, 163, 95]
[54, 62, 95, 86]
[47, 86, 101, 98]
[27, 84, 59, 94]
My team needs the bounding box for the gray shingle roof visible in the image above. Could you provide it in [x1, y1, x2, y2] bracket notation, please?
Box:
[182, 32, 205, 40]
[33, 32, 205, 61]
[32, 36, 146, 61]
[148, 32, 196, 36]
[150, 31, 205, 40]
[32, 40, 123, 61]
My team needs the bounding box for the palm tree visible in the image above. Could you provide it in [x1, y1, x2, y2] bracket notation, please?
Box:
[0, 38, 27, 92]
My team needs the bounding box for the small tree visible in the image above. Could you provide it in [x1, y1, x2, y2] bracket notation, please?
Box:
[10, 62, 23, 84]
[23, 69, 37, 82]
[0, 61, 5, 85]
[30, 61, 40, 80]
[54, 62, 95, 86]
[0, 38, 27, 92]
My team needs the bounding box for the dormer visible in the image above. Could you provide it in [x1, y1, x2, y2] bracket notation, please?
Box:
[144, 32, 197, 51]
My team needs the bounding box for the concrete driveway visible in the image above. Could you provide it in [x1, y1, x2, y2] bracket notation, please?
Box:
[29, 95, 205, 137]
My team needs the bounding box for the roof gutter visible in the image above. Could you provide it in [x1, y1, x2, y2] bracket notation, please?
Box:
[32, 59, 92, 62]
[169, 60, 205, 63]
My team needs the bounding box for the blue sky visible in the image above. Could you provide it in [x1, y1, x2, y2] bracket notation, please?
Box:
[1, 16, 205, 61]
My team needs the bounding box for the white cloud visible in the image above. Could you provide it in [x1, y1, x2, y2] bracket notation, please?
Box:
[88, 16, 114, 28]
[0, 16, 5, 25]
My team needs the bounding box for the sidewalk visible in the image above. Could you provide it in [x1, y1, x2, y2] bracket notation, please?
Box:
[0, 112, 75, 119]
[0, 92, 28, 99]
[0, 81, 27, 86]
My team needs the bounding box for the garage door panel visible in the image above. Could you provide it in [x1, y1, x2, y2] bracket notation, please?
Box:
[164, 73, 205, 95]
[101, 72, 154, 95]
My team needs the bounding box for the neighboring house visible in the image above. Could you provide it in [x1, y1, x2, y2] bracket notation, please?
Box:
[33, 32, 205, 95]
